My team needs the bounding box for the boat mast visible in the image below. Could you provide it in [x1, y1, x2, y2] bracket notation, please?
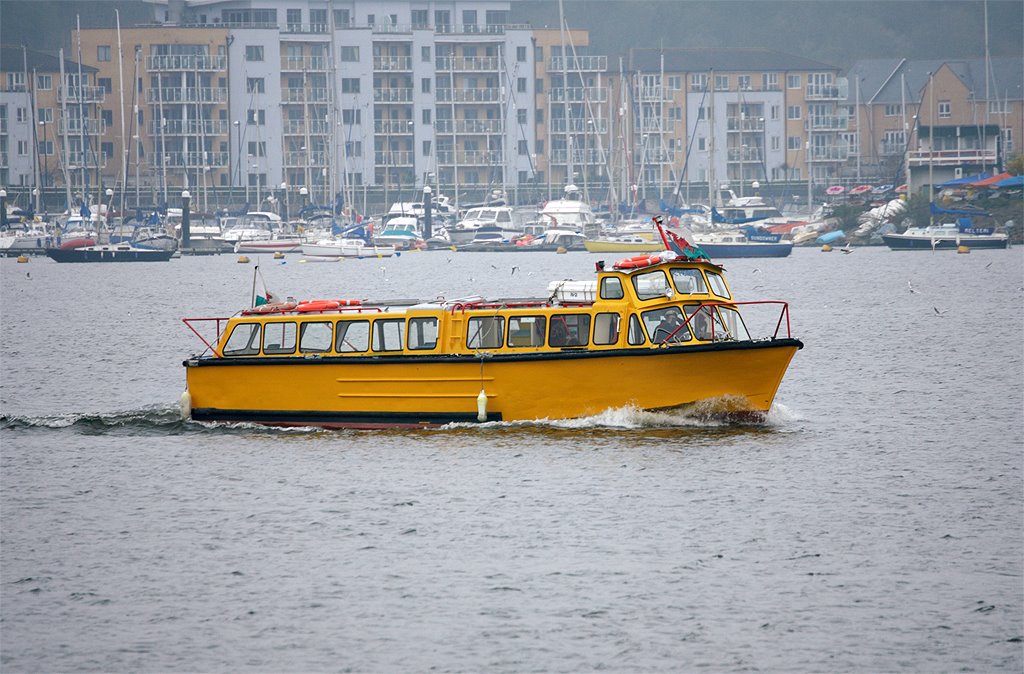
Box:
[558, 0, 572, 187]
[28, 51, 41, 213]
[928, 70, 934, 226]
[58, 49, 74, 211]
[708, 69, 716, 208]
[116, 10, 128, 215]
[75, 15, 88, 202]
[157, 68, 168, 206]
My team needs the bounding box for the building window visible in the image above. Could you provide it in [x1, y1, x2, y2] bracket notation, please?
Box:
[16, 107, 27, 123]
[310, 9, 327, 32]
[462, 9, 477, 29]
[788, 136, 801, 150]
[421, 46, 431, 63]
[345, 141, 361, 157]
[1003, 128, 1013, 153]
[421, 77, 431, 93]
[412, 10, 429, 28]
[286, 8, 301, 30]
[535, 108, 544, 124]
[667, 75, 682, 90]
[340, 46, 358, 62]
[248, 141, 266, 157]
[770, 105, 780, 120]
[434, 10, 450, 29]
[669, 106, 682, 121]
[715, 75, 728, 91]
[36, 74, 52, 90]
[535, 139, 544, 155]
[247, 109, 265, 125]
[98, 77, 112, 93]
[535, 78, 543, 93]
[762, 73, 779, 91]
[38, 107, 53, 122]
[101, 109, 113, 126]
[884, 104, 900, 117]
[342, 108, 361, 125]
[333, 9, 350, 25]
[516, 46, 527, 62]
[97, 45, 111, 62]
[787, 105, 802, 120]
[516, 77, 527, 93]
[518, 140, 528, 155]
[787, 74, 801, 89]
[738, 75, 751, 91]
[341, 78, 360, 93]
[771, 135, 781, 151]
[246, 77, 265, 93]
[422, 109, 431, 124]
[698, 137, 706, 151]
[17, 140, 29, 156]
[938, 101, 951, 119]
[245, 46, 264, 62]
[516, 108, 527, 125]
[690, 73, 707, 91]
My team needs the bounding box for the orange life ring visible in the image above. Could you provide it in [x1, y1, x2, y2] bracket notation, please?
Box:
[331, 299, 362, 306]
[295, 300, 341, 312]
[613, 254, 663, 270]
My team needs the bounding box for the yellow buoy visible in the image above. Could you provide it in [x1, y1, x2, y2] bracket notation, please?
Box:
[16, 255, 29, 263]
[273, 251, 285, 259]
[237, 255, 250, 264]
[821, 244, 832, 252]
[449, 245, 458, 252]
[556, 246, 568, 254]
[957, 245, 970, 254]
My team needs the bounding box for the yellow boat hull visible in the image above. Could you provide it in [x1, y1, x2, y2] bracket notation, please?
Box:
[185, 340, 801, 427]
[583, 239, 663, 253]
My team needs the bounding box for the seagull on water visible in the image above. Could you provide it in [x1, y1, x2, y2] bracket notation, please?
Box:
[907, 281, 920, 294]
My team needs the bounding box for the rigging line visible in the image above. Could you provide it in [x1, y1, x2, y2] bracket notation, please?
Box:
[669, 81, 709, 205]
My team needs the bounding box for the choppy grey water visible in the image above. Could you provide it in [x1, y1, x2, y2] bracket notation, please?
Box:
[1, 246, 1022, 673]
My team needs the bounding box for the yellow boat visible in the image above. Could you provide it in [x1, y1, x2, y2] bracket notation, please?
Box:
[582, 236, 664, 253]
[181, 232, 802, 428]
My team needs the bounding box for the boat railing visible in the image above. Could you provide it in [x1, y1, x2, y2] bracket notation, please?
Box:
[183, 317, 230, 357]
[668, 300, 792, 343]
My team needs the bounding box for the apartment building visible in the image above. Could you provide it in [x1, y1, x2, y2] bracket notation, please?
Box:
[844, 57, 1023, 191]
[625, 48, 848, 200]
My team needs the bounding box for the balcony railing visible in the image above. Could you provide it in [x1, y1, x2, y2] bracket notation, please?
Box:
[549, 86, 608, 103]
[636, 86, 670, 102]
[146, 87, 227, 103]
[281, 56, 329, 71]
[551, 118, 608, 133]
[641, 148, 676, 164]
[550, 148, 604, 165]
[435, 119, 504, 134]
[160, 151, 229, 167]
[58, 86, 105, 104]
[435, 88, 499, 103]
[806, 84, 844, 100]
[430, 23, 530, 35]
[435, 150, 502, 166]
[726, 117, 765, 132]
[879, 142, 905, 156]
[66, 150, 108, 167]
[284, 22, 329, 34]
[638, 118, 667, 133]
[283, 119, 330, 135]
[151, 119, 229, 136]
[907, 148, 998, 167]
[549, 55, 608, 72]
[375, 150, 415, 165]
[435, 56, 500, 71]
[807, 116, 848, 131]
[374, 88, 413, 103]
[373, 56, 412, 71]
[283, 87, 330, 102]
[374, 120, 415, 134]
[284, 150, 329, 166]
[808, 146, 849, 161]
[147, 54, 225, 71]
[726, 147, 763, 162]
[59, 118, 106, 135]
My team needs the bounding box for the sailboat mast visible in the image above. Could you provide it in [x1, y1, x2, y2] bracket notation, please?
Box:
[116, 10, 127, 215]
[558, 0, 572, 186]
[75, 15, 88, 200]
[58, 48, 74, 210]
[708, 69, 716, 207]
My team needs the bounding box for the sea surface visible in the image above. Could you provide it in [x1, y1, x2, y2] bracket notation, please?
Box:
[1, 246, 1022, 673]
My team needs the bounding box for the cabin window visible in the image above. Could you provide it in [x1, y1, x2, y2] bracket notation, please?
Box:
[632, 270, 671, 301]
[263, 322, 297, 354]
[299, 321, 333, 352]
[600, 276, 624, 300]
[336, 320, 369, 352]
[549, 314, 590, 347]
[716, 307, 750, 341]
[627, 314, 645, 345]
[643, 307, 691, 344]
[670, 268, 708, 294]
[593, 313, 620, 345]
[684, 305, 715, 341]
[467, 316, 504, 349]
[222, 323, 261, 355]
[507, 316, 546, 347]
[372, 319, 405, 352]
[408, 317, 439, 350]
[706, 271, 731, 299]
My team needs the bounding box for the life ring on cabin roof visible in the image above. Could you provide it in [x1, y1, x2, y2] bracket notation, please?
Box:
[613, 254, 664, 270]
[295, 300, 341, 312]
[331, 299, 362, 306]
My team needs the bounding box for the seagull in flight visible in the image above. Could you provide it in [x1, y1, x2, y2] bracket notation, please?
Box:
[933, 307, 948, 316]
[511, 265, 520, 276]
[907, 281, 920, 294]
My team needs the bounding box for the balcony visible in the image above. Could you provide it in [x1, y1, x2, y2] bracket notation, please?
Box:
[375, 150, 415, 166]
[147, 54, 225, 71]
[0, 118, 7, 133]
[638, 118, 668, 133]
[551, 118, 608, 133]
[161, 151, 229, 167]
[907, 148, 998, 167]
[431, 23, 530, 35]
[283, 119, 330, 135]
[284, 150, 329, 166]
[435, 119, 504, 134]
[636, 86, 670, 102]
[726, 147, 763, 162]
[374, 120, 415, 134]
[59, 118, 106, 135]
[726, 117, 765, 132]
[549, 87, 608, 103]
[435, 150, 502, 166]
[550, 148, 604, 165]
[66, 150, 108, 168]
[374, 88, 413, 103]
[879, 142, 905, 156]
[807, 116, 848, 131]
[642, 148, 676, 164]
[549, 56, 607, 72]
[146, 87, 227, 103]
[150, 119, 229, 136]
[806, 83, 845, 100]
[283, 87, 330, 102]
[373, 56, 412, 71]
[280, 56, 329, 71]
[284, 22, 329, 34]
[435, 88, 499, 103]
[58, 86, 105, 104]
[808, 146, 849, 161]
[435, 56, 500, 71]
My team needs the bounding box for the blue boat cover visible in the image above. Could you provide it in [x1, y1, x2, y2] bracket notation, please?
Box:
[936, 173, 991, 187]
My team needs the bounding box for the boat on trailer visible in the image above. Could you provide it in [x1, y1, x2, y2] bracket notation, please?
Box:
[180, 220, 802, 428]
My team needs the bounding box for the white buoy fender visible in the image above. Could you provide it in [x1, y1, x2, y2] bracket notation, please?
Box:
[476, 390, 487, 422]
[179, 389, 192, 420]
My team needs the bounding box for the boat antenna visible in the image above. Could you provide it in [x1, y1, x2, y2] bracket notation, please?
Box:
[250, 262, 259, 308]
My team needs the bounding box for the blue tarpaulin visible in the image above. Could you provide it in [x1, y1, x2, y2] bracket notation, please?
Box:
[936, 173, 990, 187]
[993, 175, 1023, 188]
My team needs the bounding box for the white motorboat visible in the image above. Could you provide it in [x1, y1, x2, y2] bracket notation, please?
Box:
[539, 185, 598, 238]
[302, 238, 395, 258]
[448, 206, 519, 244]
